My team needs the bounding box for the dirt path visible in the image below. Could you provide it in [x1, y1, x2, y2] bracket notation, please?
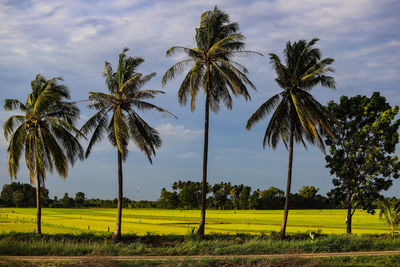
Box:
[3, 250, 400, 262]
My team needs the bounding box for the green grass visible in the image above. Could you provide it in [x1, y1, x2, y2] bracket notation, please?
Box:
[0, 208, 392, 235]
[1, 232, 400, 256]
[1, 255, 400, 267]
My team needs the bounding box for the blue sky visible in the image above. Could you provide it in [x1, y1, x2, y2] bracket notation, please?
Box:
[0, 0, 399, 200]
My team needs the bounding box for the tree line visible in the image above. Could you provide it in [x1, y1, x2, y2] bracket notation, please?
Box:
[158, 181, 334, 210]
[0, 182, 152, 209]
[3, 6, 399, 241]
[3, 180, 398, 212]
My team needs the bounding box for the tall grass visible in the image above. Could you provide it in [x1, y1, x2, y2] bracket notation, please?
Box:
[1, 232, 400, 256]
[2, 255, 400, 267]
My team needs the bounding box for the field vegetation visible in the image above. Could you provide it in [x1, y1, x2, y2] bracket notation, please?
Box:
[2, 255, 400, 267]
[1, 231, 400, 258]
[0, 208, 394, 235]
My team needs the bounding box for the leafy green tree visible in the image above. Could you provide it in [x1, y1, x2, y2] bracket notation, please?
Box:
[379, 198, 400, 238]
[158, 188, 179, 209]
[75, 192, 86, 208]
[298, 186, 319, 199]
[249, 189, 260, 209]
[3, 74, 84, 235]
[260, 187, 284, 199]
[162, 6, 260, 238]
[246, 38, 336, 238]
[239, 186, 251, 209]
[81, 48, 175, 241]
[212, 182, 232, 209]
[61, 193, 75, 208]
[172, 180, 204, 209]
[259, 187, 284, 210]
[325, 92, 400, 234]
[230, 187, 239, 210]
[12, 191, 24, 207]
[0, 182, 35, 207]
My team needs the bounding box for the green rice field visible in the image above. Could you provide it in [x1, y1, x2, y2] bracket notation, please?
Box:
[0, 208, 390, 235]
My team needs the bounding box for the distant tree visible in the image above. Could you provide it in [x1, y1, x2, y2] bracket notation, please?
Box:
[61, 193, 75, 208]
[162, 6, 260, 238]
[51, 196, 60, 208]
[158, 188, 179, 209]
[172, 180, 204, 209]
[230, 187, 239, 210]
[325, 93, 400, 234]
[0, 179, 50, 209]
[81, 48, 175, 241]
[12, 191, 24, 207]
[246, 38, 336, 238]
[249, 189, 260, 209]
[379, 198, 400, 238]
[259, 187, 284, 210]
[212, 182, 231, 209]
[75, 192, 86, 208]
[298, 186, 319, 199]
[3, 74, 84, 235]
[40, 188, 50, 208]
[239, 186, 251, 210]
[260, 187, 284, 199]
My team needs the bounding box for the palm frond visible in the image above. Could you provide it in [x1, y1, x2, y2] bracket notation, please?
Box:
[40, 127, 68, 178]
[81, 108, 111, 158]
[7, 123, 27, 179]
[127, 112, 161, 163]
[162, 59, 196, 86]
[128, 100, 177, 119]
[3, 115, 25, 140]
[166, 46, 201, 58]
[264, 97, 290, 149]
[246, 93, 282, 130]
[4, 99, 28, 112]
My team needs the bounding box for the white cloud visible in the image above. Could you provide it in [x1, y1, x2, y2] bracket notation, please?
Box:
[156, 123, 203, 140]
[178, 152, 198, 158]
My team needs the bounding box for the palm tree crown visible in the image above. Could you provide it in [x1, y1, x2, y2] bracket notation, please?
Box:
[162, 6, 260, 112]
[246, 38, 336, 150]
[82, 48, 175, 162]
[4, 74, 84, 183]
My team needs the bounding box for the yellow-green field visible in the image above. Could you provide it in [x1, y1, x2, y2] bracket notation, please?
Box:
[0, 208, 390, 235]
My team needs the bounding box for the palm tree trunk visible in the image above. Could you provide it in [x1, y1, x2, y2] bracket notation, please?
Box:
[346, 193, 352, 234]
[278, 124, 294, 239]
[35, 172, 42, 236]
[198, 92, 210, 239]
[112, 149, 123, 242]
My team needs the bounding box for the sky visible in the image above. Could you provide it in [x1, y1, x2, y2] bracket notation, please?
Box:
[0, 0, 399, 201]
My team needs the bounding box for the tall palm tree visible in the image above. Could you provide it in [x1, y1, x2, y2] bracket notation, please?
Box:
[162, 6, 261, 238]
[82, 48, 175, 242]
[246, 38, 336, 239]
[3, 74, 84, 235]
[379, 199, 400, 238]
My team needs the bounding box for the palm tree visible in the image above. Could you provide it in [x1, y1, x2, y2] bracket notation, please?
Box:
[82, 48, 175, 242]
[246, 38, 336, 239]
[162, 6, 260, 238]
[379, 199, 400, 238]
[3, 74, 84, 235]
